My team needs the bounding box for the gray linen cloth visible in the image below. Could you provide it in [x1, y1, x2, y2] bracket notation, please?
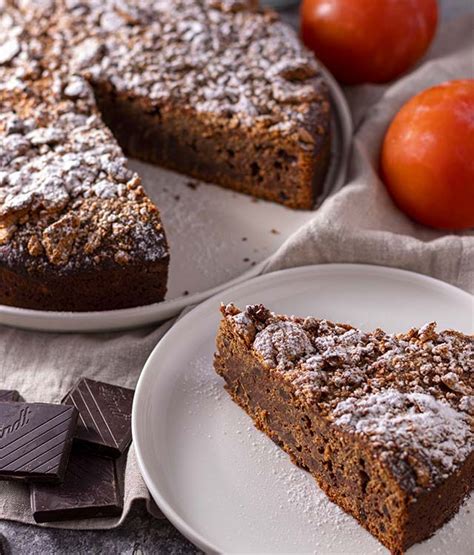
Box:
[0, 15, 473, 529]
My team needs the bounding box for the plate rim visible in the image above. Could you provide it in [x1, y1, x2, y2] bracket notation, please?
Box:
[0, 70, 353, 333]
[132, 263, 473, 554]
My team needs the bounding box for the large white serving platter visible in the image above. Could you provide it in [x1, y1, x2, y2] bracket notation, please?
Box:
[133, 264, 474, 555]
[0, 68, 352, 332]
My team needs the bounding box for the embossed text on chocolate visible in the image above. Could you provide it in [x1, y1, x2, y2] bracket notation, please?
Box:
[0, 407, 31, 440]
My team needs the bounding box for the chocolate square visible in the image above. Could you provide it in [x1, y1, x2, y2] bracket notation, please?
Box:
[31, 449, 123, 523]
[0, 402, 78, 483]
[0, 390, 21, 402]
[63, 378, 134, 458]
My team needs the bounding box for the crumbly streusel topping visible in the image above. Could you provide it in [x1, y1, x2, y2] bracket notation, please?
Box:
[223, 303, 474, 489]
[60, 0, 326, 131]
[333, 390, 472, 487]
[0, 2, 169, 270]
[0, 0, 327, 270]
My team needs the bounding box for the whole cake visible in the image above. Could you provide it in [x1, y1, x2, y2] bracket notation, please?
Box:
[214, 304, 474, 554]
[0, 0, 331, 311]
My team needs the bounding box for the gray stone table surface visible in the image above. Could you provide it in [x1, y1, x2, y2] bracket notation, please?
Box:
[0, 0, 471, 553]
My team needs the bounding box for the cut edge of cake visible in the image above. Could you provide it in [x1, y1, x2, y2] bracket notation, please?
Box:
[214, 303, 474, 554]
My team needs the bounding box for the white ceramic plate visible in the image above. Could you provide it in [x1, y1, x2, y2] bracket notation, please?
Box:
[133, 264, 474, 555]
[0, 67, 352, 332]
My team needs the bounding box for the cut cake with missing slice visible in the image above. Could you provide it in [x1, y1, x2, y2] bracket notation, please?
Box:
[214, 303, 474, 554]
[1, 0, 330, 311]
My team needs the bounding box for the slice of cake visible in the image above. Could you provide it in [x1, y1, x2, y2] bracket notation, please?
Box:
[214, 303, 474, 554]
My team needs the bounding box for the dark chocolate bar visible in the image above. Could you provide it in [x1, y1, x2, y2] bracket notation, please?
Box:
[31, 449, 123, 523]
[0, 390, 20, 402]
[63, 378, 134, 458]
[0, 402, 78, 483]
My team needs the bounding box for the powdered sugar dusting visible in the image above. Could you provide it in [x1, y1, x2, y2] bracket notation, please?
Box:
[1, 0, 328, 272]
[334, 390, 473, 485]
[184, 354, 225, 415]
[227, 304, 473, 407]
[254, 320, 314, 370]
[0, 111, 133, 224]
[0, 8, 168, 270]
[224, 303, 474, 488]
[67, 0, 326, 130]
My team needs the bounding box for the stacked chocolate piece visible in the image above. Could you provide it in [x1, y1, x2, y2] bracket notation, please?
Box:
[0, 379, 134, 523]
